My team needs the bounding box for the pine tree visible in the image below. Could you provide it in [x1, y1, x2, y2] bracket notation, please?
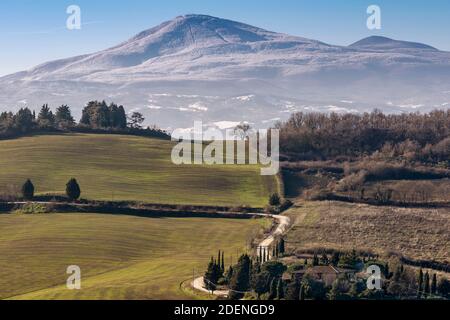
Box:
[21, 179, 34, 200]
[37, 104, 55, 129]
[66, 178, 81, 200]
[221, 251, 225, 273]
[55, 105, 75, 129]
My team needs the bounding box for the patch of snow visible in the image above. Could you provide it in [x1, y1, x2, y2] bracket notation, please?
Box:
[233, 95, 255, 102]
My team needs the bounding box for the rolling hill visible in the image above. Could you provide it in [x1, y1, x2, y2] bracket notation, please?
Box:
[0, 133, 278, 207]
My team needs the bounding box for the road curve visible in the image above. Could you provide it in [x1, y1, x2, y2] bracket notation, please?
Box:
[191, 212, 291, 297]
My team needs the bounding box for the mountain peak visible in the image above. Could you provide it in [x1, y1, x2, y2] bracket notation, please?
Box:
[350, 35, 437, 51]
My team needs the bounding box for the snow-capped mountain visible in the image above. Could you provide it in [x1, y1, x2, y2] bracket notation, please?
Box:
[1, 14, 450, 129]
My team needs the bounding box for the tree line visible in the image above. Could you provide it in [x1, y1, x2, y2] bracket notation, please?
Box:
[0, 101, 167, 139]
[277, 109, 450, 164]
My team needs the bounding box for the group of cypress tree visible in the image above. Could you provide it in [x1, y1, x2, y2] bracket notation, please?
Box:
[20, 178, 81, 201]
[258, 238, 286, 264]
[204, 250, 225, 293]
[417, 269, 438, 298]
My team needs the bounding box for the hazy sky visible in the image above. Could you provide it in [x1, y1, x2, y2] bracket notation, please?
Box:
[1, 0, 449, 76]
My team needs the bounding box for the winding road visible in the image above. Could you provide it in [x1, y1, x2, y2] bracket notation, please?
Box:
[191, 213, 291, 297]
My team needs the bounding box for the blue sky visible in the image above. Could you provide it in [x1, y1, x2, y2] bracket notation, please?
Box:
[0, 0, 449, 76]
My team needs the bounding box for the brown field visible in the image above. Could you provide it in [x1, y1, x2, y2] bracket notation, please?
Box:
[284, 201, 450, 263]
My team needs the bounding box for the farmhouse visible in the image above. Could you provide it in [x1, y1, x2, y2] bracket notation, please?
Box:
[289, 266, 356, 286]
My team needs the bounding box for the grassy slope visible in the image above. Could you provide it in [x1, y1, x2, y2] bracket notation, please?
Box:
[285, 201, 449, 263]
[0, 134, 277, 207]
[0, 213, 269, 300]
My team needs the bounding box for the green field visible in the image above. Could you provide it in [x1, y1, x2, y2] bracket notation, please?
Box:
[0, 134, 277, 207]
[0, 212, 269, 300]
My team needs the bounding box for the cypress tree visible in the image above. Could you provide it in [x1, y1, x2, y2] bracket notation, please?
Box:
[277, 278, 284, 299]
[269, 193, 281, 206]
[21, 179, 34, 200]
[417, 269, 424, 298]
[278, 238, 285, 255]
[431, 274, 437, 295]
[312, 253, 319, 266]
[221, 251, 225, 273]
[268, 277, 278, 300]
[331, 252, 340, 266]
[299, 284, 305, 300]
[229, 254, 251, 300]
[424, 272, 430, 295]
[66, 178, 81, 200]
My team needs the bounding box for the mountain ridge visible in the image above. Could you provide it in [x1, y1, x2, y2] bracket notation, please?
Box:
[0, 14, 449, 129]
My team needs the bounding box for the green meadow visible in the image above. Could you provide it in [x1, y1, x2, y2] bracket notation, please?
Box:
[0, 213, 269, 300]
[0, 133, 278, 207]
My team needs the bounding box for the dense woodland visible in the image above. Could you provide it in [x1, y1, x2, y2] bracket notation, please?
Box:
[0, 101, 168, 139]
[277, 110, 450, 165]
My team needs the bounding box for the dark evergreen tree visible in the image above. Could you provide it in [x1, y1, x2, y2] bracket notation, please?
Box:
[299, 284, 305, 300]
[268, 277, 278, 300]
[417, 269, 424, 298]
[321, 253, 329, 265]
[229, 254, 251, 300]
[21, 179, 34, 200]
[331, 252, 340, 266]
[312, 253, 319, 266]
[431, 274, 437, 295]
[204, 257, 219, 293]
[276, 278, 284, 299]
[424, 272, 430, 295]
[55, 105, 75, 129]
[278, 238, 285, 255]
[437, 278, 450, 298]
[285, 280, 300, 300]
[269, 193, 281, 206]
[14, 108, 34, 133]
[66, 178, 81, 200]
[37, 104, 55, 128]
[253, 271, 270, 299]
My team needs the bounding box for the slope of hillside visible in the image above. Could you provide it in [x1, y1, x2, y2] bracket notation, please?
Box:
[285, 201, 449, 263]
[0, 134, 277, 207]
[0, 213, 269, 299]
